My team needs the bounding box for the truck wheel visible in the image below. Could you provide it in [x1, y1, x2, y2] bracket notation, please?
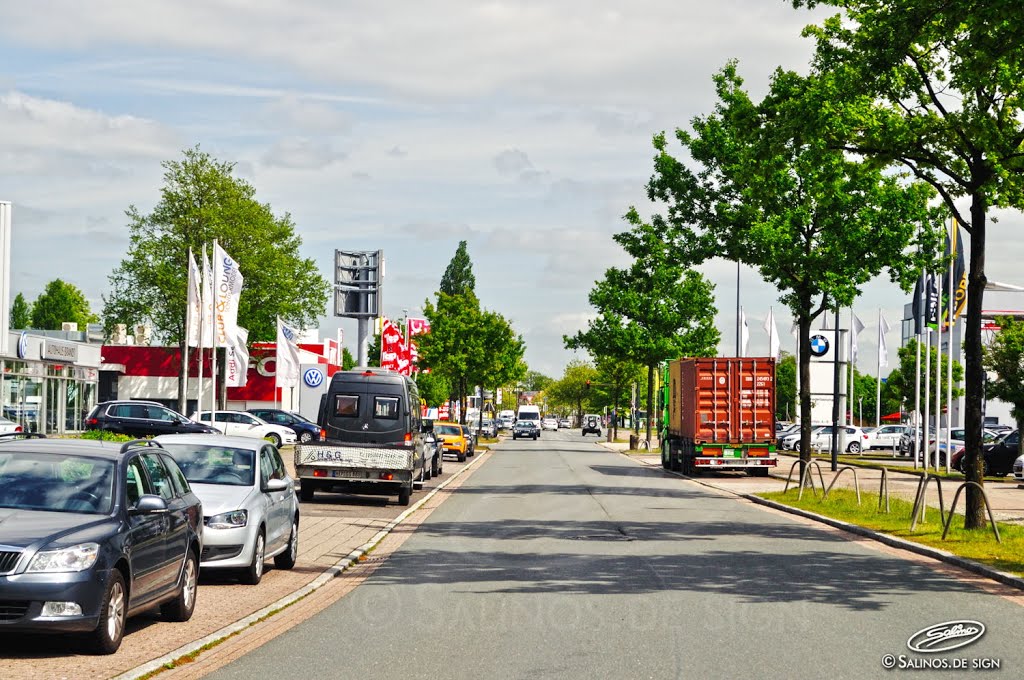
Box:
[661, 442, 671, 470]
[397, 486, 411, 506]
[299, 484, 315, 502]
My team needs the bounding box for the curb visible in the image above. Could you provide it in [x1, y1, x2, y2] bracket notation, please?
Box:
[116, 450, 492, 680]
[615, 449, 1024, 593]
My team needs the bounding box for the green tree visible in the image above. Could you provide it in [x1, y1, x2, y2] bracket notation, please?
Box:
[641, 64, 938, 470]
[9, 293, 31, 329]
[592, 354, 644, 440]
[793, 1, 1024, 526]
[521, 370, 553, 392]
[545, 360, 599, 425]
[104, 147, 330, 411]
[365, 333, 381, 367]
[30, 279, 98, 330]
[439, 240, 476, 296]
[415, 371, 452, 408]
[982, 317, 1024, 458]
[776, 353, 797, 422]
[882, 339, 963, 418]
[417, 291, 482, 423]
[569, 219, 721, 444]
[466, 309, 527, 431]
[341, 347, 355, 370]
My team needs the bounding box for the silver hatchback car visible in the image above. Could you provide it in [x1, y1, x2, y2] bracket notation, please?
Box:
[155, 434, 299, 585]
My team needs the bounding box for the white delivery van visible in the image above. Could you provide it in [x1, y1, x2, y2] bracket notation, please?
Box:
[516, 405, 542, 436]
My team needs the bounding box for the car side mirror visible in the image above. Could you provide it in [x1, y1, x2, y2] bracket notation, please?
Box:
[264, 478, 290, 492]
[131, 494, 169, 515]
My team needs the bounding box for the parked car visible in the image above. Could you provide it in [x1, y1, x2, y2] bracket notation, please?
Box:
[469, 418, 498, 439]
[952, 430, 1020, 476]
[86, 400, 218, 438]
[782, 425, 868, 453]
[0, 416, 22, 434]
[246, 408, 323, 443]
[512, 420, 539, 440]
[925, 428, 1000, 465]
[864, 424, 910, 450]
[421, 429, 444, 479]
[434, 421, 469, 462]
[558, 417, 571, 429]
[0, 434, 202, 654]
[776, 423, 801, 449]
[1013, 452, 1024, 482]
[191, 411, 297, 448]
[542, 417, 559, 431]
[581, 414, 602, 437]
[155, 434, 298, 585]
[498, 415, 515, 431]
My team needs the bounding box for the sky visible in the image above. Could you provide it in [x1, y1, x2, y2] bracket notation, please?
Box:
[4, 1, 1024, 379]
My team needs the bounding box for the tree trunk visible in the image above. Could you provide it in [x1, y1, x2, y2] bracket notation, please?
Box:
[799, 305, 813, 478]
[645, 364, 654, 444]
[963, 194, 988, 529]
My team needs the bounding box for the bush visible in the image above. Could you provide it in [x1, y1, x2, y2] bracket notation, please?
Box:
[77, 430, 138, 443]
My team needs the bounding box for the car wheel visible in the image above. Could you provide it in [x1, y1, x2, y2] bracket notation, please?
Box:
[847, 442, 861, 454]
[299, 484, 315, 502]
[241, 530, 266, 585]
[85, 570, 126, 655]
[457, 451, 467, 462]
[397, 486, 411, 506]
[161, 550, 198, 621]
[265, 433, 282, 447]
[423, 459, 432, 481]
[274, 518, 298, 570]
[414, 463, 425, 490]
[431, 454, 439, 477]
[299, 431, 313, 443]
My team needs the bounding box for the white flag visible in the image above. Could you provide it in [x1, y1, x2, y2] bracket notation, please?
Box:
[186, 249, 202, 348]
[213, 242, 244, 348]
[762, 308, 780, 361]
[740, 309, 750, 357]
[225, 327, 249, 387]
[851, 313, 865, 364]
[201, 249, 215, 348]
[276, 317, 301, 389]
[879, 315, 892, 369]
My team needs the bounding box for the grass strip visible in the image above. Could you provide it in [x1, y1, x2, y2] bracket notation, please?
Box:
[759, 488, 1024, 577]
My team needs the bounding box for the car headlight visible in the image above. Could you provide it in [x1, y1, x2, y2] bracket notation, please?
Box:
[207, 510, 248, 529]
[27, 543, 100, 573]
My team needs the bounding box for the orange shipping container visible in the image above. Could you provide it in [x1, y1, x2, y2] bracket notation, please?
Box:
[667, 357, 775, 444]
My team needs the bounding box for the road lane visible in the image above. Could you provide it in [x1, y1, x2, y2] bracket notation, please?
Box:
[205, 431, 1024, 679]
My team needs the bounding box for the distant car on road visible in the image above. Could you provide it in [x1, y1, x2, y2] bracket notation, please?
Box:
[434, 421, 469, 462]
[191, 411, 297, 448]
[156, 434, 299, 585]
[0, 435, 202, 654]
[246, 408, 323, 443]
[558, 417, 571, 429]
[542, 417, 559, 431]
[513, 421, 540, 440]
[86, 400, 218, 438]
[581, 414, 602, 437]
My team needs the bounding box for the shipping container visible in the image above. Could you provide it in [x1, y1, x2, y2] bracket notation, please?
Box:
[661, 357, 777, 476]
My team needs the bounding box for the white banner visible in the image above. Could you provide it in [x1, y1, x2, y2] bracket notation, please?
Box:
[225, 327, 250, 387]
[186, 249, 203, 348]
[213, 242, 243, 348]
[762, 307, 780, 361]
[276, 317, 301, 389]
[201, 248, 215, 348]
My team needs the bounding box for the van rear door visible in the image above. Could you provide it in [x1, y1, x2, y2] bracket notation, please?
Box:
[325, 374, 407, 445]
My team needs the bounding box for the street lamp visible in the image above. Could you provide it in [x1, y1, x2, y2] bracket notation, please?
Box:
[858, 396, 863, 425]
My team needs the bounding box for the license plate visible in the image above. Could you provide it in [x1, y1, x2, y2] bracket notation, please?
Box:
[724, 448, 739, 457]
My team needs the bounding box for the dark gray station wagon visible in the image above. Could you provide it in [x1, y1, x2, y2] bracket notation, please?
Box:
[0, 435, 203, 654]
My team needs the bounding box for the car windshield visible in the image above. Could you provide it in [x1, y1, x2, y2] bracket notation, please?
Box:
[0, 452, 115, 514]
[159, 443, 256, 487]
[435, 425, 462, 436]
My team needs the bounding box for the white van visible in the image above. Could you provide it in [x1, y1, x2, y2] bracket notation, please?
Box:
[516, 405, 542, 435]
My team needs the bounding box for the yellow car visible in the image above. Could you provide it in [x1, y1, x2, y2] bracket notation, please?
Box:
[434, 421, 468, 462]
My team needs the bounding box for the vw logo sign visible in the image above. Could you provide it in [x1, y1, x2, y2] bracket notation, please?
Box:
[303, 368, 324, 388]
[16, 332, 28, 359]
[809, 334, 830, 357]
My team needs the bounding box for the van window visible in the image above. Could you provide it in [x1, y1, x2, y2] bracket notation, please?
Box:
[334, 395, 359, 417]
[374, 396, 400, 420]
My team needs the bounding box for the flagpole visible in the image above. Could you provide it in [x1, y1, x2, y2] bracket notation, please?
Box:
[849, 308, 855, 426]
[914, 283, 923, 470]
[182, 249, 191, 415]
[934, 264, 943, 471]
[735, 262, 741, 357]
[876, 308, 882, 428]
[211, 239, 219, 415]
[946, 219, 956, 474]
[924, 318, 932, 469]
[197, 245, 207, 418]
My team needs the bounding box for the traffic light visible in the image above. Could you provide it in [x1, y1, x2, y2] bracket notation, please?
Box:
[585, 380, 591, 390]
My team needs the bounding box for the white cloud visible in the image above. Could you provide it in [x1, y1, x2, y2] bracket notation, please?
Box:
[261, 137, 347, 169]
[494, 148, 534, 176]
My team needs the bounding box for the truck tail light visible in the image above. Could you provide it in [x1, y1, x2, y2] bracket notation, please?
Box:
[313, 469, 327, 478]
[404, 432, 412, 446]
[319, 428, 326, 440]
[379, 472, 394, 481]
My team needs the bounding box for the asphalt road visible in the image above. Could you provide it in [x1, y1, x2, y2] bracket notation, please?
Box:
[204, 430, 1024, 679]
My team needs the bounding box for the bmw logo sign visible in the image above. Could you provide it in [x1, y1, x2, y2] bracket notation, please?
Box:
[809, 334, 830, 357]
[16, 332, 28, 359]
[303, 368, 324, 388]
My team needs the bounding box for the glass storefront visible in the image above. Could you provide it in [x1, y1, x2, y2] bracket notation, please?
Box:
[1, 359, 98, 434]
